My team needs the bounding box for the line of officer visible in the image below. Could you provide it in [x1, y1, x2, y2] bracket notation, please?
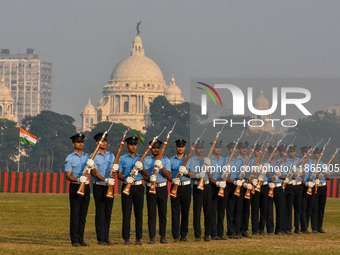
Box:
[170, 139, 192, 242]
[143, 139, 172, 244]
[91, 132, 116, 245]
[65, 133, 93, 247]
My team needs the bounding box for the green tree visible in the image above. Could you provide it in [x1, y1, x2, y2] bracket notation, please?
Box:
[20, 111, 76, 172]
[0, 119, 19, 171]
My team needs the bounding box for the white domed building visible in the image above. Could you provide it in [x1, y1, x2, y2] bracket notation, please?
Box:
[0, 78, 17, 122]
[249, 89, 275, 134]
[81, 29, 184, 132]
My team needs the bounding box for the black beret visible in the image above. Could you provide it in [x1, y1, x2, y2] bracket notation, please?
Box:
[93, 132, 107, 141]
[126, 136, 139, 145]
[210, 140, 223, 148]
[255, 144, 262, 151]
[149, 139, 163, 148]
[268, 145, 275, 154]
[238, 141, 249, 149]
[314, 147, 322, 154]
[278, 144, 288, 152]
[288, 144, 297, 152]
[70, 133, 85, 143]
[300, 145, 311, 153]
[175, 139, 187, 147]
[195, 140, 205, 149]
[226, 141, 236, 150]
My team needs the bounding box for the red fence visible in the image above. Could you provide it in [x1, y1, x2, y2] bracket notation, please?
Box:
[0, 172, 339, 197]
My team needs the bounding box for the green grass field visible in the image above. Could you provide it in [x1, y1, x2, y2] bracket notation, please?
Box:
[0, 194, 339, 255]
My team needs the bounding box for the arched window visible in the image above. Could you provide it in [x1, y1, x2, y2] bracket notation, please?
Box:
[85, 118, 89, 124]
[138, 46, 141, 51]
[124, 101, 129, 112]
[135, 46, 137, 51]
[90, 118, 93, 125]
[0, 105, 2, 116]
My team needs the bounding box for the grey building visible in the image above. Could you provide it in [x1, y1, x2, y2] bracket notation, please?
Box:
[0, 48, 52, 123]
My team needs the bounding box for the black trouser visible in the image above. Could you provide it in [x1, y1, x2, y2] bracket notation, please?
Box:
[93, 183, 114, 243]
[211, 183, 227, 237]
[283, 184, 294, 231]
[121, 183, 144, 240]
[293, 184, 303, 231]
[241, 186, 251, 233]
[171, 184, 191, 239]
[226, 183, 243, 236]
[311, 185, 327, 231]
[146, 185, 168, 238]
[266, 186, 283, 234]
[193, 184, 211, 238]
[301, 185, 315, 232]
[251, 187, 260, 234]
[259, 184, 269, 232]
[69, 183, 90, 244]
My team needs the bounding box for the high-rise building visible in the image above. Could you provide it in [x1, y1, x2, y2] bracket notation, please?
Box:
[0, 48, 52, 123]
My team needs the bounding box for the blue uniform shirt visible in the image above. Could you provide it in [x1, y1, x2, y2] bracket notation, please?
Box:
[303, 159, 314, 182]
[143, 155, 170, 183]
[64, 151, 90, 179]
[306, 159, 326, 183]
[210, 154, 225, 181]
[225, 155, 239, 181]
[268, 159, 281, 184]
[190, 155, 209, 181]
[283, 157, 301, 182]
[170, 154, 191, 182]
[235, 155, 249, 180]
[93, 151, 115, 182]
[118, 153, 142, 181]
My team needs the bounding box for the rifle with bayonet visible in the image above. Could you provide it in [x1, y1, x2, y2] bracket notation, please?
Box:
[170, 129, 206, 198]
[106, 125, 131, 198]
[149, 122, 176, 194]
[197, 124, 226, 191]
[78, 122, 114, 196]
[122, 127, 166, 196]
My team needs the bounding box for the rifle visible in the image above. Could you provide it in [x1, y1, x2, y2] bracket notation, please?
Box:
[170, 128, 206, 198]
[149, 122, 176, 194]
[106, 125, 131, 198]
[197, 124, 226, 191]
[77, 122, 114, 196]
[307, 138, 331, 195]
[315, 148, 339, 193]
[244, 135, 263, 199]
[122, 127, 166, 196]
[218, 129, 245, 197]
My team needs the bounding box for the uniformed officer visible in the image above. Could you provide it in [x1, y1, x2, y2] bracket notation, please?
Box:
[266, 145, 284, 235]
[117, 136, 147, 245]
[143, 139, 172, 244]
[91, 132, 116, 245]
[208, 140, 227, 240]
[190, 140, 212, 242]
[64, 133, 93, 247]
[311, 147, 329, 233]
[282, 144, 300, 235]
[225, 141, 242, 239]
[170, 139, 192, 242]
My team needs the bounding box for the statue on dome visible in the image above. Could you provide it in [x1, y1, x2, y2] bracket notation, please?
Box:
[136, 21, 142, 35]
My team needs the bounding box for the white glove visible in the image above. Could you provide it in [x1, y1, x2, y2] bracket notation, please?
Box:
[150, 174, 157, 182]
[235, 180, 243, 186]
[220, 181, 226, 188]
[135, 161, 143, 170]
[105, 178, 110, 184]
[291, 166, 297, 173]
[197, 171, 206, 179]
[87, 159, 94, 169]
[216, 181, 221, 187]
[126, 177, 134, 184]
[111, 163, 119, 172]
[179, 166, 188, 175]
[283, 178, 289, 184]
[172, 178, 180, 185]
[263, 163, 270, 173]
[247, 183, 252, 190]
[243, 183, 248, 188]
[252, 179, 258, 186]
[292, 179, 297, 186]
[204, 157, 211, 166]
[79, 176, 87, 183]
[269, 183, 275, 189]
[155, 160, 163, 169]
[315, 179, 320, 185]
[108, 178, 115, 186]
[308, 181, 315, 188]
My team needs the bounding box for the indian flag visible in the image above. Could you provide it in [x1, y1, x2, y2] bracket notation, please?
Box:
[20, 128, 37, 146]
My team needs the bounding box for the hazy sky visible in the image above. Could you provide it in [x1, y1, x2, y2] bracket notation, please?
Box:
[1, 0, 340, 125]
